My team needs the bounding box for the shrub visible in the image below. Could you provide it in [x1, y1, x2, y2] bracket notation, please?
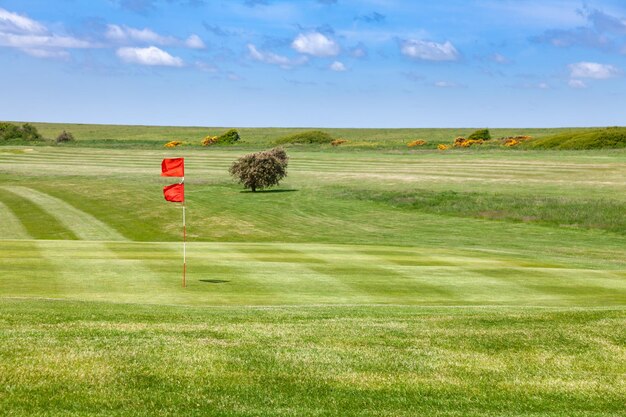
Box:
[164, 141, 183, 148]
[454, 137, 483, 148]
[201, 130, 240, 146]
[217, 129, 240, 144]
[437, 144, 449, 151]
[407, 140, 427, 147]
[0, 122, 20, 141]
[0, 122, 43, 142]
[20, 123, 43, 141]
[275, 130, 334, 145]
[55, 130, 75, 144]
[229, 147, 288, 192]
[331, 139, 349, 146]
[468, 129, 491, 141]
[201, 136, 219, 146]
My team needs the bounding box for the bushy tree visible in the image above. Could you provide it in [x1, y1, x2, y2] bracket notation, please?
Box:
[229, 148, 288, 192]
[55, 130, 75, 144]
[468, 129, 491, 141]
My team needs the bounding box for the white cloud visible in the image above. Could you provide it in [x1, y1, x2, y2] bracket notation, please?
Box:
[106, 24, 174, 44]
[195, 61, 218, 73]
[568, 62, 620, 79]
[185, 34, 205, 49]
[477, 1, 585, 27]
[568, 79, 587, 89]
[0, 7, 93, 58]
[247, 43, 307, 68]
[350, 45, 367, 58]
[116, 46, 183, 67]
[434, 81, 463, 88]
[330, 61, 347, 72]
[291, 32, 340, 57]
[22, 48, 69, 59]
[0, 32, 92, 49]
[0, 8, 46, 34]
[106, 24, 204, 49]
[400, 39, 459, 61]
[491, 53, 510, 64]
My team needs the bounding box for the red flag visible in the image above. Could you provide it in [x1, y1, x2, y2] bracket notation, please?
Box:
[163, 183, 184, 202]
[161, 158, 184, 177]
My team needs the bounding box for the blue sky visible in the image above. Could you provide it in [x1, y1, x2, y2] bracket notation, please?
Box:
[1, 0, 625, 127]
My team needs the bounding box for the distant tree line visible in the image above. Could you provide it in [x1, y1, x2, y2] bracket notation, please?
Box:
[0, 122, 43, 142]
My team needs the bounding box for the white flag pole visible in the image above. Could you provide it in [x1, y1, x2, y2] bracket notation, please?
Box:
[182, 176, 186, 288]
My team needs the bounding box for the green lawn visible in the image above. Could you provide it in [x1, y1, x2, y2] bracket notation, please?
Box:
[0, 145, 625, 416]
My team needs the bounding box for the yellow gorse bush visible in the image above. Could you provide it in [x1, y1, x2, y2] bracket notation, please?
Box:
[331, 139, 349, 146]
[164, 141, 182, 148]
[501, 136, 532, 147]
[407, 140, 427, 147]
[454, 137, 483, 147]
[202, 136, 219, 146]
[437, 144, 449, 151]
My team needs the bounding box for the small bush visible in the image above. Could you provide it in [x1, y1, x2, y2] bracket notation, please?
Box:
[217, 129, 240, 144]
[454, 137, 483, 148]
[201, 130, 240, 146]
[230, 147, 288, 192]
[0, 122, 43, 142]
[275, 130, 334, 145]
[407, 140, 427, 147]
[468, 129, 491, 141]
[201, 136, 219, 146]
[331, 139, 349, 146]
[55, 130, 75, 144]
[164, 141, 183, 148]
[437, 144, 449, 151]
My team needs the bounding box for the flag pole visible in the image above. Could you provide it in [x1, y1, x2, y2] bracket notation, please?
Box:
[182, 177, 186, 288]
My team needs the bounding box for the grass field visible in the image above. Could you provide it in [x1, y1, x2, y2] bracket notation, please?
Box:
[7, 120, 591, 149]
[0, 144, 625, 416]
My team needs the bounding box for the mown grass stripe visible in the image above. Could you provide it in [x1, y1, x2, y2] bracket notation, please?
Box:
[31, 240, 178, 303]
[3, 186, 126, 241]
[0, 189, 77, 240]
[231, 244, 355, 300]
[0, 240, 65, 298]
[0, 200, 30, 240]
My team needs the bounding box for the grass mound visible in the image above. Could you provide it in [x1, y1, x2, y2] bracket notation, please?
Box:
[275, 130, 334, 145]
[526, 127, 626, 150]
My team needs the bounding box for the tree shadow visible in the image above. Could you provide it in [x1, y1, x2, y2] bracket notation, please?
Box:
[239, 189, 299, 194]
[199, 279, 230, 284]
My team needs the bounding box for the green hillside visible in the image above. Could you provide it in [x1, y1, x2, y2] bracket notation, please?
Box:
[526, 127, 626, 150]
[3, 120, 583, 149]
